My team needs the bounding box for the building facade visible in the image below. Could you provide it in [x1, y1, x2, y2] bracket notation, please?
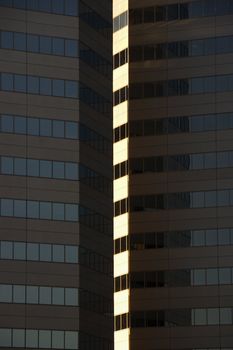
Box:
[113, 0, 233, 349]
[0, 1, 113, 349]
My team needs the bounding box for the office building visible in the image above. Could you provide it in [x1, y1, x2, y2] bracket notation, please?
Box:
[0, 1, 113, 349]
[113, 0, 233, 349]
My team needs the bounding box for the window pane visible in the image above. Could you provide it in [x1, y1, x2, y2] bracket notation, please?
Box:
[65, 81, 78, 98]
[219, 268, 231, 284]
[65, 331, 78, 350]
[40, 36, 52, 54]
[40, 202, 52, 220]
[194, 309, 206, 325]
[13, 329, 25, 348]
[14, 242, 26, 260]
[53, 120, 65, 138]
[65, 0, 78, 16]
[40, 78, 52, 95]
[53, 244, 64, 262]
[52, 0, 64, 14]
[1, 115, 13, 132]
[14, 33, 26, 51]
[40, 287, 51, 304]
[53, 161, 65, 179]
[65, 39, 78, 57]
[15, 116, 26, 134]
[2, 73, 13, 91]
[52, 331, 64, 349]
[27, 34, 39, 52]
[14, 158, 27, 176]
[1, 31, 13, 49]
[26, 286, 39, 304]
[27, 201, 39, 219]
[206, 229, 218, 246]
[65, 163, 78, 180]
[13, 285, 26, 303]
[28, 76, 39, 94]
[65, 288, 78, 306]
[1, 157, 14, 174]
[39, 0, 51, 12]
[206, 268, 218, 285]
[28, 118, 39, 136]
[27, 159, 39, 177]
[14, 200, 26, 217]
[27, 243, 39, 261]
[40, 244, 52, 262]
[26, 330, 38, 348]
[0, 329, 11, 346]
[53, 203, 65, 220]
[65, 204, 78, 221]
[207, 308, 219, 325]
[40, 160, 52, 177]
[0, 285, 12, 302]
[1, 199, 13, 217]
[53, 79, 65, 96]
[220, 308, 232, 324]
[52, 287, 64, 305]
[52, 38, 64, 55]
[65, 122, 78, 139]
[40, 119, 52, 137]
[65, 246, 78, 263]
[39, 330, 51, 349]
[193, 269, 205, 285]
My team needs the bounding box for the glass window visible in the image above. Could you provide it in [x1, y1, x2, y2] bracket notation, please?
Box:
[65, 39, 78, 57]
[192, 191, 204, 208]
[207, 308, 219, 325]
[14, 199, 26, 218]
[26, 330, 38, 348]
[2, 73, 13, 91]
[219, 268, 231, 284]
[206, 229, 218, 246]
[65, 331, 78, 350]
[205, 191, 217, 207]
[53, 203, 65, 220]
[40, 244, 52, 262]
[206, 268, 218, 285]
[218, 229, 230, 245]
[27, 0, 39, 11]
[0, 284, 12, 302]
[52, 38, 64, 55]
[194, 308, 206, 325]
[1, 157, 14, 174]
[53, 79, 64, 97]
[14, 32, 26, 51]
[15, 116, 26, 134]
[40, 119, 52, 137]
[65, 122, 78, 139]
[65, 163, 78, 180]
[40, 160, 52, 178]
[65, 81, 78, 98]
[39, 0, 51, 12]
[27, 34, 39, 52]
[40, 78, 52, 95]
[13, 329, 25, 348]
[40, 36, 52, 54]
[53, 244, 64, 262]
[52, 331, 64, 349]
[52, 287, 64, 305]
[14, 158, 27, 176]
[27, 201, 39, 219]
[53, 161, 65, 179]
[13, 285, 26, 303]
[65, 0, 78, 15]
[26, 286, 39, 304]
[0, 329, 11, 346]
[65, 288, 78, 306]
[39, 330, 51, 349]
[52, 0, 64, 14]
[193, 269, 205, 285]
[1, 31, 13, 49]
[27, 243, 39, 261]
[39, 287, 51, 304]
[65, 204, 78, 221]
[220, 308, 232, 325]
[28, 118, 39, 136]
[65, 246, 78, 263]
[14, 242, 26, 260]
[1, 199, 13, 217]
[27, 159, 39, 177]
[218, 190, 229, 207]
[53, 120, 65, 138]
[1, 115, 13, 132]
[191, 230, 205, 246]
[40, 202, 52, 220]
[28, 76, 39, 94]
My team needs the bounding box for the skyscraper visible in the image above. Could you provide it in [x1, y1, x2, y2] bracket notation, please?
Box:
[0, 1, 113, 349]
[113, 1, 233, 349]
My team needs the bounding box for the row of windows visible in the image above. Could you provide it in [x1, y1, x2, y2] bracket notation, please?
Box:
[113, 48, 128, 69]
[129, 0, 233, 25]
[79, 332, 113, 350]
[115, 189, 233, 216]
[0, 31, 111, 77]
[79, 288, 112, 315]
[129, 35, 233, 64]
[0, 328, 78, 349]
[114, 228, 233, 254]
[0, 114, 111, 154]
[0, 198, 111, 236]
[114, 112, 233, 143]
[0, 284, 78, 306]
[0, 240, 78, 263]
[115, 307, 233, 330]
[115, 266, 233, 291]
[0, 156, 111, 194]
[0, 73, 110, 116]
[114, 74, 233, 105]
[113, 11, 128, 33]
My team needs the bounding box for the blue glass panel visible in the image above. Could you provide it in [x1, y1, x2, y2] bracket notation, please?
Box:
[65, 163, 78, 180]
[15, 116, 26, 134]
[39, 0, 51, 12]
[14, 158, 27, 175]
[40, 202, 52, 219]
[53, 203, 65, 220]
[65, 246, 78, 263]
[52, 79, 64, 97]
[40, 78, 52, 95]
[2, 157, 13, 174]
[40, 36, 52, 54]
[2, 73, 13, 91]
[14, 75, 27, 92]
[14, 200, 26, 217]
[65, 0, 78, 16]
[28, 118, 39, 136]
[1, 31, 13, 49]
[27, 201, 39, 219]
[65, 204, 78, 221]
[28, 76, 39, 94]
[52, 38, 65, 56]
[27, 0, 39, 10]
[27, 159, 39, 177]
[53, 244, 64, 262]
[40, 160, 52, 177]
[40, 119, 52, 137]
[14, 32, 26, 50]
[65, 81, 78, 98]
[27, 34, 39, 52]
[53, 161, 65, 179]
[1, 115, 13, 132]
[65, 39, 78, 57]
[1, 199, 13, 216]
[52, 0, 64, 14]
[65, 121, 78, 139]
[53, 120, 64, 138]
